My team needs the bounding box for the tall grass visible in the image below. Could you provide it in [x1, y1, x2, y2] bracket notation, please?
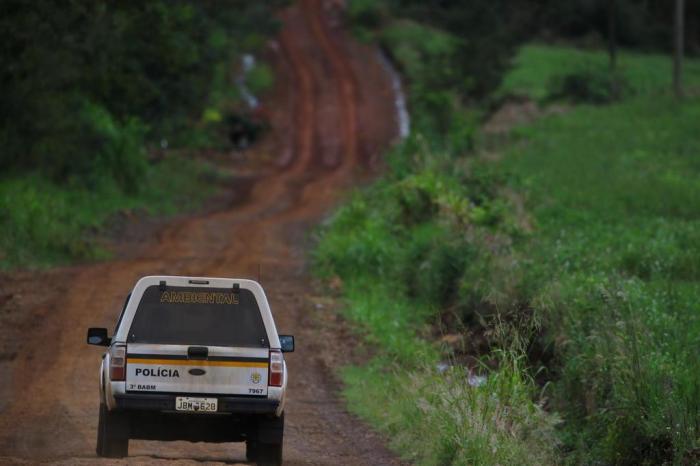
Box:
[315, 41, 700, 466]
[314, 140, 560, 464]
[343, 353, 559, 466]
[0, 156, 217, 269]
[499, 93, 700, 464]
[499, 44, 700, 101]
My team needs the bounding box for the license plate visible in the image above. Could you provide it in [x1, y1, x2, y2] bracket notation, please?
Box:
[175, 397, 218, 413]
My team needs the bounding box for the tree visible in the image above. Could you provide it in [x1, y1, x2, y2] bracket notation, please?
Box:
[608, 0, 618, 72]
[386, 0, 538, 99]
[673, 0, 685, 98]
[0, 0, 284, 183]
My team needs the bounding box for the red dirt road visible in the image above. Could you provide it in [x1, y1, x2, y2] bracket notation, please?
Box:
[0, 1, 403, 464]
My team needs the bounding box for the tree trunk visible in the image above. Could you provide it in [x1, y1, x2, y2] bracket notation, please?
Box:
[608, 0, 617, 73]
[608, 0, 619, 98]
[673, 0, 685, 98]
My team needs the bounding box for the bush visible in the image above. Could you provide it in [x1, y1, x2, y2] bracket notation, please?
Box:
[349, 0, 531, 101]
[33, 100, 148, 192]
[379, 20, 461, 135]
[547, 65, 631, 104]
[316, 37, 700, 465]
[246, 63, 275, 95]
[498, 45, 700, 102]
[313, 132, 555, 464]
[500, 93, 700, 463]
[0, 0, 285, 267]
[82, 102, 148, 192]
[342, 348, 559, 466]
[347, 0, 386, 32]
[0, 156, 216, 268]
[0, 1, 285, 181]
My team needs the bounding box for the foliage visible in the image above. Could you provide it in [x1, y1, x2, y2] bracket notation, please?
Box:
[534, 0, 700, 55]
[246, 63, 275, 96]
[314, 136, 558, 464]
[315, 39, 700, 465]
[499, 44, 700, 102]
[0, 0, 285, 185]
[347, 0, 534, 99]
[546, 65, 631, 104]
[343, 354, 559, 466]
[351, 12, 482, 144]
[379, 21, 461, 134]
[347, 0, 387, 38]
[500, 94, 700, 464]
[0, 156, 217, 268]
[0, 0, 284, 267]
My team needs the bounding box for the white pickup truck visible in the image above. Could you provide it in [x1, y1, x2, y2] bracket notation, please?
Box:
[87, 276, 294, 465]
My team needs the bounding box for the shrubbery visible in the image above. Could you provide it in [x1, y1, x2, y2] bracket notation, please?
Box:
[546, 65, 631, 104]
[343, 353, 559, 466]
[499, 45, 700, 103]
[0, 156, 217, 267]
[317, 13, 700, 463]
[347, 0, 531, 100]
[0, 1, 285, 268]
[500, 96, 700, 464]
[314, 132, 559, 463]
[0, 1, 284, 184]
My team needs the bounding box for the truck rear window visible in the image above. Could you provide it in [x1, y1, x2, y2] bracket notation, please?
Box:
[126, 285, 269, 347]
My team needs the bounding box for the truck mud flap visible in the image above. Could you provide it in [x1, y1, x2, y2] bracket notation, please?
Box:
[257, 413, 284, 444]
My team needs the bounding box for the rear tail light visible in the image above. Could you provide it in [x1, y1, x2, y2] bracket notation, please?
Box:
[110, 345, 126, 381]
[269, 350, 284, 387]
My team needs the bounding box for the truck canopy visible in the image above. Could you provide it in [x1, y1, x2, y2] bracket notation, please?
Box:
[126, 285, 269, 348]
[114, 276, 279, 397]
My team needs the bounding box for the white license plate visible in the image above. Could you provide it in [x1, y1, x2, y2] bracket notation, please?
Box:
[175, 397, 218, 413]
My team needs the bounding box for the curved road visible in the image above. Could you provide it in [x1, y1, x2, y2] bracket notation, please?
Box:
[0, 1, 402, 464]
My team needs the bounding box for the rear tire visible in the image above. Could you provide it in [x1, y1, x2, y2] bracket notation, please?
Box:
[96, 403, 129, 458]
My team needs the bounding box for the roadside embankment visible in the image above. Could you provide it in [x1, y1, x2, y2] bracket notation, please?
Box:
[315, 8, 700, 464]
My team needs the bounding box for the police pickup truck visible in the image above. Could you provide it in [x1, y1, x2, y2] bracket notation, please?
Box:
[87, 276, 294, 466]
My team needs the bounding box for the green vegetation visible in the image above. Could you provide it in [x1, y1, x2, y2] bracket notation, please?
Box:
[347, 0, 700, 101]
[347, 0, 532, 99]
[315, 9, 563, 462]
[350, 9, 481, 150]
[343, 354, 559, 465]
[0, 1, 285, 268]
[315, 148, 561, 464]
[500, 45, 700, 102]
[498, 75, 700, 464]
[317, 9, 700, 463]
[0, 157, 217, 268]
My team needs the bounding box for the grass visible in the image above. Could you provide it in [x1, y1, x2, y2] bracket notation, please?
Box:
[315, 41, 700, 466]
[0, 49, 275, 269]
[343, 354, 559, 466]
[499, 44, 700, 101]
[0, 156, 217, 269]
[499, 93, 700, 464]
[496, 48, 700, 463]
[314, 142, 561, 464]
[378, 19, 468, 138]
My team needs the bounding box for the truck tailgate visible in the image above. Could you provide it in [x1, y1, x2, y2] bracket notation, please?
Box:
[126, 344, 269, 396]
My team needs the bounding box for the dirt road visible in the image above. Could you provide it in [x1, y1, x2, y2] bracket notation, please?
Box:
[0, 1, 403, 464]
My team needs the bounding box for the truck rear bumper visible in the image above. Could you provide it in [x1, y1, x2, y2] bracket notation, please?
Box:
[114, 393, 279, 414]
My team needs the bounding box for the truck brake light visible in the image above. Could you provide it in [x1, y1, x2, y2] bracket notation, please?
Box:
[269, 350, 284, 387]
[110, 344, 126, 381]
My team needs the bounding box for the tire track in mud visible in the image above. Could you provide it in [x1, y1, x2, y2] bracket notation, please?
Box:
[0, 2, 402, 465]
[302, 0, 360, 169]
[277, 11, 316, 171]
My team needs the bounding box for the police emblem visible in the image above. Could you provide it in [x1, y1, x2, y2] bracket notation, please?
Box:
[250, 372, 262, 384]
